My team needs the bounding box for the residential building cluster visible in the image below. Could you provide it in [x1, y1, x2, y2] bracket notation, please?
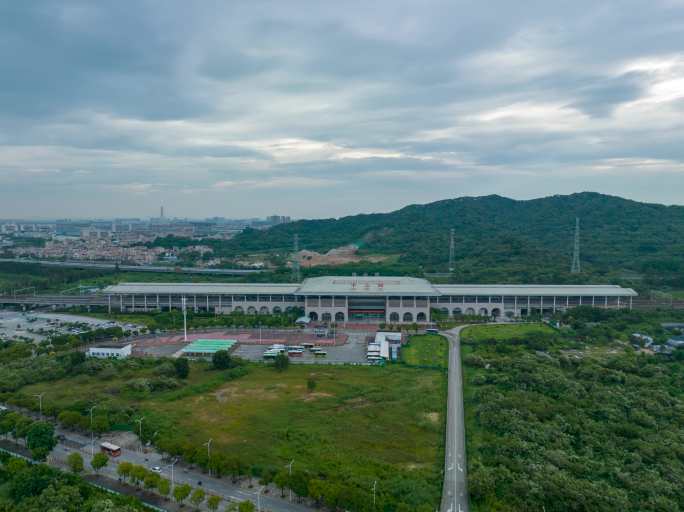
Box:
[11, 238, 217, 266]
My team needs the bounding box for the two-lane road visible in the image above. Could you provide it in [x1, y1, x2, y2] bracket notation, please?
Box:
[441, 326, 469, 512]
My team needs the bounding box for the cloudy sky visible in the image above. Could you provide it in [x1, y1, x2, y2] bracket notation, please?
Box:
[1, 1, 684, 219]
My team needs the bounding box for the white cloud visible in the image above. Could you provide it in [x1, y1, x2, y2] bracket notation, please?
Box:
[1, 0, 684, 216]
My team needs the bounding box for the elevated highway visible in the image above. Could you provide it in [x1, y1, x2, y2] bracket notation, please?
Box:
[0, 294, 108, 307]
[0, 258, 263, 275]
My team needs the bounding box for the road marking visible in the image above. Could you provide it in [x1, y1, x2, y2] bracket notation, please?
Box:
[457, 463, 463, 472]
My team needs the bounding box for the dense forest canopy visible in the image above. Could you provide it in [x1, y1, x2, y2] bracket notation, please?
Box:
[220, 192, 684, 286]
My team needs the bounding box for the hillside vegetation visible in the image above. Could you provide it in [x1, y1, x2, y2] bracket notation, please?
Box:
[461, 315, 684, 511]
[220, 192, 684, 287]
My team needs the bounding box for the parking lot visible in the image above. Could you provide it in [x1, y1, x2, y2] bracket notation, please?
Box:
[233, 331, 370, 364]
[0, 310, 141, 343]
[129, 327, 374, 364]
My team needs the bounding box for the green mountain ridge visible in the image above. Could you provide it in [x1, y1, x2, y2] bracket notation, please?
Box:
[219, 192, 684, 287]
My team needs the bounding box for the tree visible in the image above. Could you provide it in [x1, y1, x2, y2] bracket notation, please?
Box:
[190, 488, 205, 509]
[144, 473, 160, 490]
[25, 421, 56, 460]
[274, 470, 289, 497]
[174, 357, 190, 379]
[91, 452, 109, 474]
[274, 353, 289, 372]
[57, 410, 83, 430]
[35, 482, 82, 511]
[238, 501, 255, 512]
[68, 351, 86, 367]
[289, 470, 309, 498]
[173, 483, 192, 505]
[212, 350, 232, 370]
[157, 478, 171, 499]
[307, 377, 317, 392]
[130, 464, 147, 487]
[117, 461, 133, 481]
[14, 416, 33, 445]
[67, 452, 84, 474]
[207, 495, 222, 511]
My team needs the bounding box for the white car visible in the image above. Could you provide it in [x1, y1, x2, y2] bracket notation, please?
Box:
[151, 466, 162, 473]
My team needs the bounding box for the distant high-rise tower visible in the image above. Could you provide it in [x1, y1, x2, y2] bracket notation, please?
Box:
[292, 234, 301, 283]
[449, 228, 455, 273]
[160, 206, 165, 219]
[571, 217, 581, 273]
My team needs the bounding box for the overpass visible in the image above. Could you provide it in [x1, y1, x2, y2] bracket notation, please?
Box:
[0, 294, 108, 308]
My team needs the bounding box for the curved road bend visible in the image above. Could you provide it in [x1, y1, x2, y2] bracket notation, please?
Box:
[441, 326, 470, 512]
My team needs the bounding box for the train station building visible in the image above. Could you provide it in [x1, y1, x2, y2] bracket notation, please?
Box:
[103, 275, 637, 323]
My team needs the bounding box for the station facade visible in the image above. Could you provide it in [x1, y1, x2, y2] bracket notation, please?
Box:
[104, 276, 637, 323]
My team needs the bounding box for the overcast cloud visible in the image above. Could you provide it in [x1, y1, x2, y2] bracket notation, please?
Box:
[1, 0, 684, 219]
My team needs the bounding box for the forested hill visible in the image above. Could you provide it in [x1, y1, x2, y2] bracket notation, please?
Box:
[227, 192, 684, 286]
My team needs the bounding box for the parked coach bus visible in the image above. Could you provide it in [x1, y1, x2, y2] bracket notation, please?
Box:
[100, 442, 122, 457]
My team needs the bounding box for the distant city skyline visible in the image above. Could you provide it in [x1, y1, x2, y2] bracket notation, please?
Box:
[1, 1, 684, 218]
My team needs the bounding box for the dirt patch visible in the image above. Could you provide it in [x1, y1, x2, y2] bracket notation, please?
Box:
[402, 462, 431, 470]
[295, 245, 390, 267]
[343, 397, 371, 408]
[214, 386, 279, 403]
[424, 412, 440, 424]
[300, 392, 334, 402]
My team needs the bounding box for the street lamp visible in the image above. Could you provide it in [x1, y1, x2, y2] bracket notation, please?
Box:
[181, 296, 188, 342]
[204, 438, 212, 474]
[286, 459, 294, 502]
[168, 457, 179, 487]
[33, 393, 44, 420]
[257, 485, 264, 512]
[135, 417, 145, 453]
[88, 405, 97, 457]
[372, 480, 377, 509]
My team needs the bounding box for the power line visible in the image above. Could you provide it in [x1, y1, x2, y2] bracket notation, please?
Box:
[571, 217, 581, 273]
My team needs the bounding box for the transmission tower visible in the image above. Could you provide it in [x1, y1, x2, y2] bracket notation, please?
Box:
[292, 234, 301, 282]
[448, 228, 455, 273]
[571, 217, 581, 273]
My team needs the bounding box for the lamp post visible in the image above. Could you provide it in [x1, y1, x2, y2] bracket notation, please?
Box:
[257, 485, 264, 512]
[181, 296, 188, 342]
[135, 417, 145, 453]
[372, 480, 377, 509]
[287, 459, 294, 502]
[168, 457, 179, 487]
[204, 438, 212, 474]
[88, 405, 97, 457]
[33, 393, 44, 420]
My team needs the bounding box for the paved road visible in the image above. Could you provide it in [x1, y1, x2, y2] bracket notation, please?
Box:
[441, 327, 469, 512]
[3, 405, 312, 512]
[50, 431, 313, 512]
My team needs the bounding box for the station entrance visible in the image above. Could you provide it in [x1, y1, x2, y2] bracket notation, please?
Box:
[347, 296, 386, 322]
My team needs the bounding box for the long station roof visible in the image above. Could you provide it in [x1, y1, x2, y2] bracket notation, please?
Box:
[104, 277, 637, 297]
[104, 282, 299, 295]
[435, 284, 638, 297]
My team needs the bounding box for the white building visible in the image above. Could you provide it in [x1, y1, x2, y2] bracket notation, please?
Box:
[88, 343, 132, 359]
[103, 275, 637, 323]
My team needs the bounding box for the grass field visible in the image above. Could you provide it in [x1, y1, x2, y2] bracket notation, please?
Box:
[16, 361, 447, 509]
[460, 322, 555, 342]
[401, 334, 449, 368]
